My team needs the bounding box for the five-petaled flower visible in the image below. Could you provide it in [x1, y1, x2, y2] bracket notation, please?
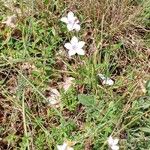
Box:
[64, 36, 85, 56]
[57, 142, 74, 150]
[61, 11, 80, 31]
[107, 136, 119, 150]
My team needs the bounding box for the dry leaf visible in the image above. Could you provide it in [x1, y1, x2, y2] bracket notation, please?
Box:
[14, 7, 22, 17]
[47, 88, 61, 108]
[84, 138, 93, 150]
[6, 75, 18, 94]
[2, 15, 17, 28]
[2, 1, 23, 17]
[65, 140, 76, 147]
[2, 0, 13, 9]
[21, 62, 36, 70]
[63, 77, 75, 92]
[19, 62, 37, 75]
[139, 80, 146, 94]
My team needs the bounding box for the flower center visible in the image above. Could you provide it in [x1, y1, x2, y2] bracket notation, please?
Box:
[68, 20, 74, 24]
[72, 45, 77, 50]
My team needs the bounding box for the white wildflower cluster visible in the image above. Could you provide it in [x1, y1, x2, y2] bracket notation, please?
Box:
[61, 11, 85, 57]
[61, 11, 114, 86]
[56, 11, 117, 150]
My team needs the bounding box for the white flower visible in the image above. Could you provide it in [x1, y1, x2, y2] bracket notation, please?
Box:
[57, 142, 74, 150]
[64, 36, 85, 56]
[61, 11, 80, 31]
[98, 74, 114, 86]
[108, 136, 119, 150]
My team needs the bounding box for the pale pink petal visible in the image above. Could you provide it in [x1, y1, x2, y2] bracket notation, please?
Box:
[63, 77, 75, 92]
[67, 11, 75, 21]
[74, 23, 80, 31]
[68, 49, 76, 56]
[71, 36, 78, 45]
[76, 48, 85, 55]
[60, 17, 68, 23]
[64, 43, 72, 50]
[78, 41, 85, 48]
[67, 24, 74, 31]
[2, 15, 17, 28]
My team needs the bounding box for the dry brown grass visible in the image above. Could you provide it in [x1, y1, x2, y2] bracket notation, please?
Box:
[61, 0, 150, 54]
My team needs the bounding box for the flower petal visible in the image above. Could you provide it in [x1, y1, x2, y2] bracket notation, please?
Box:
[71, 36, 78, 45]
[113, 138, 119, 145]
[111, 145, 119, 150]
[108, 136, 114, 145]
[63, 77, 75, 92]
[75, 18, 80, 24]
[67, 11, 75, 21]
[64, 43, 72, 50]
[102, 78, 114, 86]
[62, 143, 68, 149]
[68, 49, 76, 56]
[74, 23, 80, 31]
[78, 41, 85, 48]
[67, 24, 74, 31]
[98, 74, 114, 86]
[57, 145, 62, 150]
[60, 17, 68, 23]
[76, 48, 85, 55]
[57, 143, 68, 150]
[98, 74, 106, 80]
